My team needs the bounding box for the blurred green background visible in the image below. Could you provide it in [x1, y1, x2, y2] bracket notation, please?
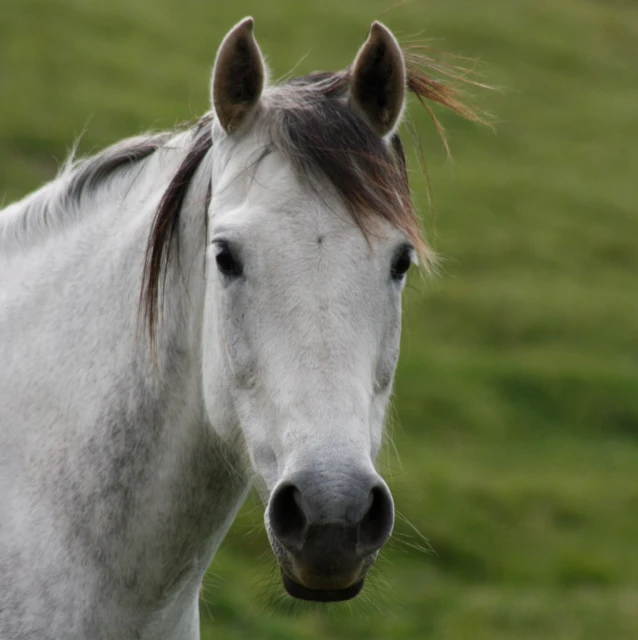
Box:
[2, 0, 637, 638]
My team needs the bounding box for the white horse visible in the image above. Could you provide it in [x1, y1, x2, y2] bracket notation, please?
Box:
[0, 17, 477, 639]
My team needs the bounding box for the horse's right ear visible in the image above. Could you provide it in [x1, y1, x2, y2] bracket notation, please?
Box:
[211, 17, 265, 135]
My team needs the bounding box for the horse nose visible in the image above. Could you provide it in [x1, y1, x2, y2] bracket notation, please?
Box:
[267, 470, 394, 556]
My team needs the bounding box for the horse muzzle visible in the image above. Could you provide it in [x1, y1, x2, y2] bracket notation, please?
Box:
[265, 469, 394, 602]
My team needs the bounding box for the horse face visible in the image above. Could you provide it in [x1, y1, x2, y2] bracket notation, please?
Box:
[202, 17, 413, 601]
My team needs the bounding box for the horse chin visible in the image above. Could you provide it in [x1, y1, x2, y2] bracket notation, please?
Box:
[281, 571, 365, 602]
[268, 528, 376, 602]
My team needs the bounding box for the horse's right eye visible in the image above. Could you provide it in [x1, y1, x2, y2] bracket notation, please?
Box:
[215, 242, 243, 278]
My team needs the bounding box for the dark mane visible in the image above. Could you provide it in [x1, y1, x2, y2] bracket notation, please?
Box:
[140, 119, 213, 342]
[141, 54, 488, 343]
[64, 133, 173, 204]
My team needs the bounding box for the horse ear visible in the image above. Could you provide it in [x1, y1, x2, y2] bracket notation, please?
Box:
[349, 22, 406, 137]
[211, 17, 265, 134]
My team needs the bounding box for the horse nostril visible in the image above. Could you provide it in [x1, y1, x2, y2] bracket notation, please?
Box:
[268, 483, 308, 552]
[357, 485, 394, 554]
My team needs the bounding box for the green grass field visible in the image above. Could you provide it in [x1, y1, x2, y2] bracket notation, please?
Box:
[2, 0, 637, 638]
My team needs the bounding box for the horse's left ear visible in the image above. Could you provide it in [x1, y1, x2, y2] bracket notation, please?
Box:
[211, 17, 265, 134]
[349, 22, 406, 137]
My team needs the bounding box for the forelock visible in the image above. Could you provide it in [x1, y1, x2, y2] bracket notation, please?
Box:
[257, 72, 426, 256]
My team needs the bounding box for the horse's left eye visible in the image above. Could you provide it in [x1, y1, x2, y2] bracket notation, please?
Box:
[215, 242, 243, 278]
[391, 244, 413, 281]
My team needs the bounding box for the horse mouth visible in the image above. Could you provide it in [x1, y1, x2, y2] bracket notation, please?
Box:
[281, 572, 365, 602]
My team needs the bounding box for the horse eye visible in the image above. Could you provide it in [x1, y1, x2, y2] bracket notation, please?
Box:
[391, 245, 413, 281]
[215, 243, 242, 278]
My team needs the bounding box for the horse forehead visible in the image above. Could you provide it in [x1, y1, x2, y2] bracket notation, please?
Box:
[215, 143, 402, 253]
[244, 201, 376, 269]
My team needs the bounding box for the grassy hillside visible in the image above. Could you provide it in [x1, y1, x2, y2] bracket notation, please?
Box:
[2, 0, 637, 638]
